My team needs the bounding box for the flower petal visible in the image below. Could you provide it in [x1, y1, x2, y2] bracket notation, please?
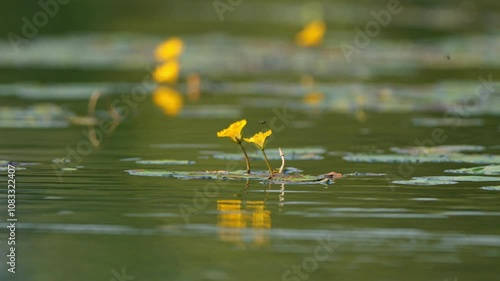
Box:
[244, 130, 272, 150]
[217, 119, 247, 143]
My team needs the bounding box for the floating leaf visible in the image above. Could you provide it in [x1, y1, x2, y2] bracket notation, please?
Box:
[426, 176, 500, 182]
[0, 166, 26, 171]
[390, 145, 485, 155]
[445, 165, 500, 175]
[344, 172, 387, 177]
[480, 186, 500, 191]
[411, 117, 484, 127]
[344, 153, 500, 164]
[120, 157, 142, 162]
[61, 167, 78, 171]
[0, 160, 38, 167]
[393, 178, 457, 186]
[394, 176, 500, 186]
[136, 160, 195, 165]
[0, 104, 71, 128]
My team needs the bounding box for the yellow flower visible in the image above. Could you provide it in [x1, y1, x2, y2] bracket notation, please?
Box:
[152, 86, 183, 116]
[217, 119, 247, 143]
[155, 37, 184, 61]
[304, 91, 324, 106]
[295, 20, 326, 47]
[244, 130, 272, 150]
[153, 60, 180, 84]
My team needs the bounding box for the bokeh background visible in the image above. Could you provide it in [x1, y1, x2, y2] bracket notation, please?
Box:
[1, 1, 500, 281]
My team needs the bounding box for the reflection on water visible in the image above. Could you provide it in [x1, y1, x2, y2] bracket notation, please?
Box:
[217, 199, 271, 248]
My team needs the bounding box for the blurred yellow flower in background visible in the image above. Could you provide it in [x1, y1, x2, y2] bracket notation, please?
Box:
[155, 37, 184, 62]
[152, 86, 183, 116]
[303, 92, 324, 106]
[217, 119, 247, 144]
[244, 130, 272, 150]
[295, 20, 326, 47]
[153, 60, 180, 84]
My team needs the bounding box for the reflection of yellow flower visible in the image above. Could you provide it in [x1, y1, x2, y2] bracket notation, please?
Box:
[155, 37, 184, 61]
[217, 119, 247, 144]
[187, 73, 201, 101]
[153, 61, 180, 83]
[152, 86, 183, 116]
[217, 199, 271, 247]
[295, 20, 326, 47]
[244, 130, 272, 150]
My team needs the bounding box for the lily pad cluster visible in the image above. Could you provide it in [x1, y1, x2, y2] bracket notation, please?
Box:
[125, 168, 342, 185]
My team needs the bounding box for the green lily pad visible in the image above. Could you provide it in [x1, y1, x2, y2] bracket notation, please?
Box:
[0, 166, 27, 171]
[480, 186, 500, 191]
[0, 160, 38, 167]
[394, 176, 500, 186]
[0, 104, 72, 128]
[445, 165, 500, 175]
[393, 178, 458, 186]
[344, 153, 500, 164]
[125, 169, 341, 185]
[136, 159, 195, 165]
[411, 117, 483, 127]
[390, 145, 485, 155]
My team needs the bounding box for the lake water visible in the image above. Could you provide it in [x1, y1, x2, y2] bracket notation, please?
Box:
[1, 1, 500, 281]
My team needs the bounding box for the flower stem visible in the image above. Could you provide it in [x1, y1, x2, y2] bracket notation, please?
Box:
[261, 149, 274, 177]
[239, 143, 251, 174]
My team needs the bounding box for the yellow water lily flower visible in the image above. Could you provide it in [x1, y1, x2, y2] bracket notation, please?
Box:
[152, 86, 183, 116]
[244, 130, 274, 176]
[217, 119, 247, 144]
[217, 119, 251, 174]
[244, 130, 272, 150]
[153, 60, 180, 84]
[155, 37, 184, 61]
[295, 20, 326, 47]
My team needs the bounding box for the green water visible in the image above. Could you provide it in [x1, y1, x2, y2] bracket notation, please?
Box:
[1, 1, 500, 281]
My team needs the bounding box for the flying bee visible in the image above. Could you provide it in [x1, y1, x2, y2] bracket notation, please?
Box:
[257, 120, 267, 125]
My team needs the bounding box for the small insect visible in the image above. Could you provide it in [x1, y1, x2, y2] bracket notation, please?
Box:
[445, 54, 451, 60]
[257, 120, 267, 125]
